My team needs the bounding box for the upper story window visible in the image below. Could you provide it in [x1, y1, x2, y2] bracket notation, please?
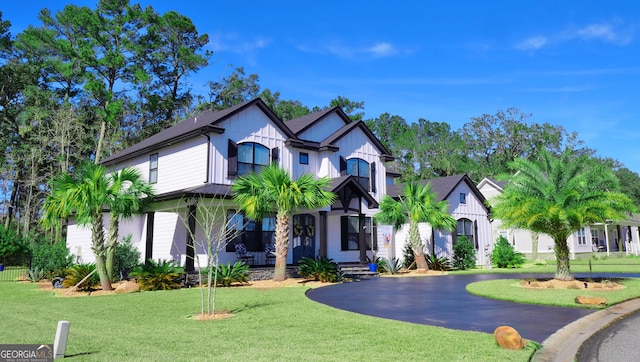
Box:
[299, 152, 309, 165]
[347, 158, 370, 190]
[459, 193, 466, 204]
[238, 142, 269, 176]
[149, 153, 158, 184]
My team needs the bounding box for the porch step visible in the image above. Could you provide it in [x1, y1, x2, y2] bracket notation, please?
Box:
[339, 264, 379, 279]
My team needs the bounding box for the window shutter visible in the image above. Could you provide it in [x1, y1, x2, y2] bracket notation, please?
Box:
[271, 147, 279, 165]
[339, 156, 347, 176]
[341, 216, 348, 250]
[370, 162, 376, 192]
[474, 220, 479, 249]
[228, 139, 237, 177]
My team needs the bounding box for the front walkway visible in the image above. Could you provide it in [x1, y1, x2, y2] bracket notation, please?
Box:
[306, 273, 595, 343]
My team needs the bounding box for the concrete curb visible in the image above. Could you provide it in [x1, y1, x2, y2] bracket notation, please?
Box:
[532, 298, 640, 362]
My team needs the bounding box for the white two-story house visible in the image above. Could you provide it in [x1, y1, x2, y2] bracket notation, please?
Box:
[66, 98, 393, 271]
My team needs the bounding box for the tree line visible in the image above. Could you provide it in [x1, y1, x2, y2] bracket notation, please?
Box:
[1, 0, 639, 243]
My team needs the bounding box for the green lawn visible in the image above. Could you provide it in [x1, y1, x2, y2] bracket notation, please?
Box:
[0, 282, 534, 362]
[3, 257, 639, 361]
[467, 278, 640, 308]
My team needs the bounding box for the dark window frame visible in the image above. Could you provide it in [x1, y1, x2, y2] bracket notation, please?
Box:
[340, 216, 377, 251]
[346, 158, 370, 191]
[237, 142, 270, 176]
[459, 193, 466, 204]
[226, 209, 276, 253]
[456, 218, 476, 249]
[299, 152, 309, 165]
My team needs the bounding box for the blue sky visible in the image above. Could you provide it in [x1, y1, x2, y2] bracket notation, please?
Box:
[3, 1, 640, 172]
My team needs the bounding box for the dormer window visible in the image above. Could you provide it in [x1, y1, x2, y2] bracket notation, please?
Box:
[347, 158, 369, 190]
[238, 142, 269, 176]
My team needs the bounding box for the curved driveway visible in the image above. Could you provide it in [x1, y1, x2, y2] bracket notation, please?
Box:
[307, 273, 596, 343]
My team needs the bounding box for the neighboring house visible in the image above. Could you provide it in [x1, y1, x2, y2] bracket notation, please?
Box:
[66, 98, 393, 270]
[380, 174, 493, 267]
[477, 177, 640, 259]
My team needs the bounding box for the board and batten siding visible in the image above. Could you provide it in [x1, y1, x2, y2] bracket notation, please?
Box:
[209, 105, 290, 185]
[66, 220, 94, 264]
[296, 113, 346, 142]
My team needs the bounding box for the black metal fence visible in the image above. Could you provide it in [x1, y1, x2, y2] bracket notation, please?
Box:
[0, 265, 29, 282]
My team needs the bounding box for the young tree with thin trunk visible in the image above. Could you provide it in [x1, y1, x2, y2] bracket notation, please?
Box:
[232, 164, 335, 281]
[375, 182, 456, 272]
[177, 197, 243, 316]
[493, 150, 635, 280]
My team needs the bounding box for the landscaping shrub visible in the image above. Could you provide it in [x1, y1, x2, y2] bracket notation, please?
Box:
[452, 235, 476, 270]
[384, 257, 401, 274]
[297, 256, 340, 282]
[214, 261, 250, 287]
[402, 242, 416, 269]
[63, 263, 100, 292]
[491, 236, 525, 268]
[0, 226, 30, 266]
[31, 240, 73, 278]
[26, 268, 46, 282]
[130, 259, 185, 291]
[114, 235, 141, 281]
[426, 255, 451, 271]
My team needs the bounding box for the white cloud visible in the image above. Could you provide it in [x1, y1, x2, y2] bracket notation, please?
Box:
[300, 40, 404, 59]
[208, 33, 270, 53]
[365, 42, 396, 57]
[514, 36, 548, 51]
[573, 22, 633, 45]
[515, 20, 634, 52]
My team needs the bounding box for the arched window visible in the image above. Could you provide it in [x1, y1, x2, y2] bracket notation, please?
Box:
[347, 158, 370, 190]
[456, 218, 477, 249]
[238, 142, 269, 175]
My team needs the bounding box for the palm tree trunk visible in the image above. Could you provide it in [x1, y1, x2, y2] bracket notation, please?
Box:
[409, 221, 429, 271]
[91, 213, 113, 291]
[273, 213, 290, 281]
[554, 239, 573, 281]
[106, 213, 119, 282]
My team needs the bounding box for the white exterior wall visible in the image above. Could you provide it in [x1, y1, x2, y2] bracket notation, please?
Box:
[66, 221, 95, 264]
[297, 113, 346, 141]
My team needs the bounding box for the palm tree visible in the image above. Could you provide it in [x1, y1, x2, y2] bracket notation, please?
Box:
[232, 164, 336, 281]
[41, 161, 113, 291]
[105, 168, 155, 281]
[375, 182, 456, 271]
[492, 150, 635, 280]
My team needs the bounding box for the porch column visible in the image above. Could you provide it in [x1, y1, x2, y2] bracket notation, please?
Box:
[186, 204, 196, 272]
[319, 211, 327, 258]
[359, 213, 367, 263]
[144, 212, 155, 264]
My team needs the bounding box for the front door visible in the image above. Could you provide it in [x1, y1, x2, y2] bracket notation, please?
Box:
[292, 214, 315, 264]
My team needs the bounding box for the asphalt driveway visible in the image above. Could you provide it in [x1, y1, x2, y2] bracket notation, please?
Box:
[306, 273, 595, 343]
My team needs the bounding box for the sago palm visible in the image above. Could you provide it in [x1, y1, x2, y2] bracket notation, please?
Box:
[492, 150, 635, 280]
[232, 164, 335, 281]
[375, 181, 456, 271]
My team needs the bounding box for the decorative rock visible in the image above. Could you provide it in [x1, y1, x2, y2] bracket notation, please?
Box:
[494, 326, 526, 350]
[114, 281, 140, 294]
[575, 296, 607, 305]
